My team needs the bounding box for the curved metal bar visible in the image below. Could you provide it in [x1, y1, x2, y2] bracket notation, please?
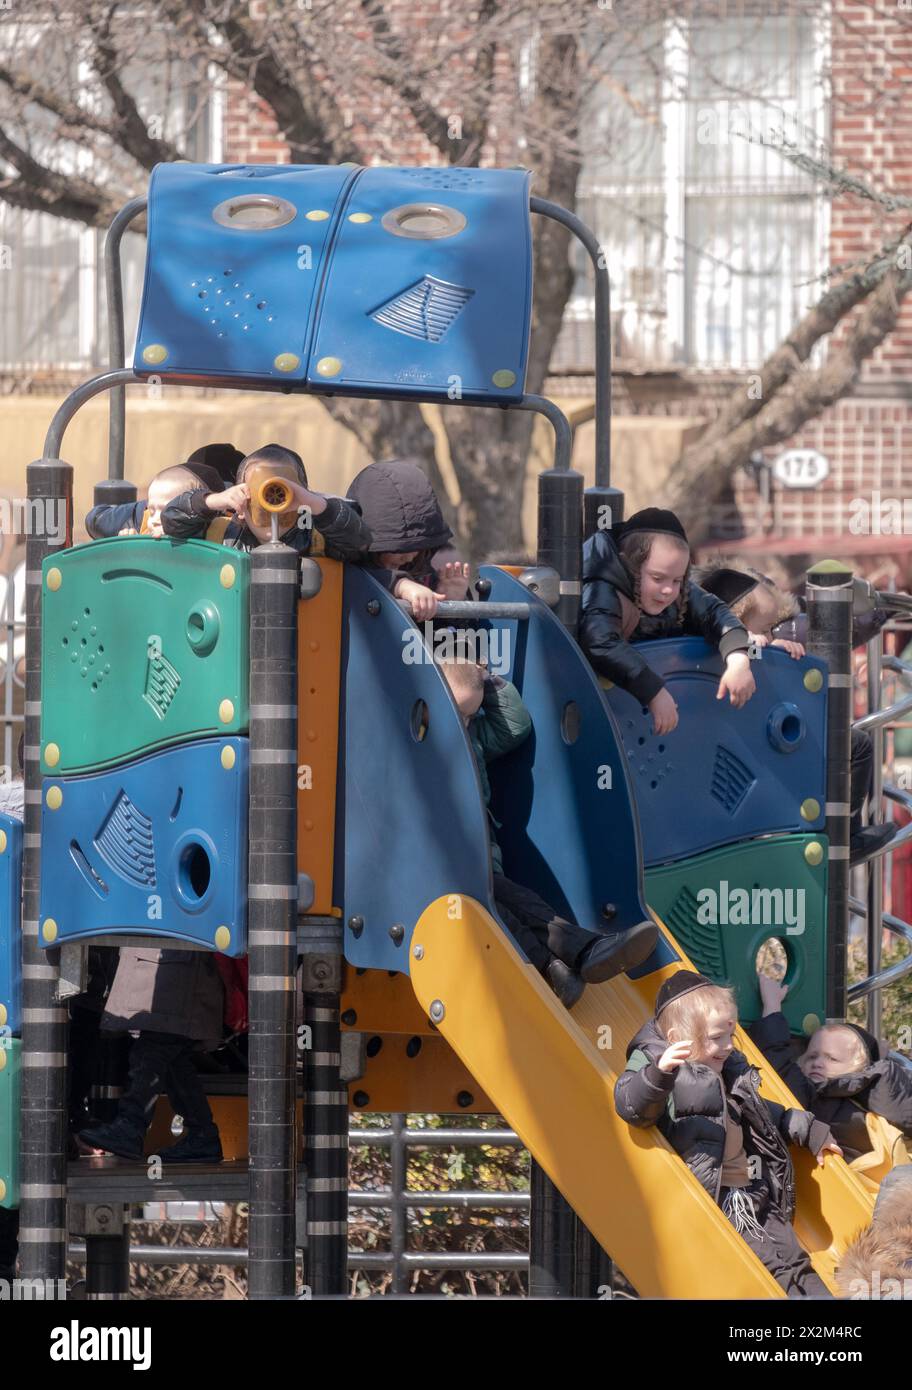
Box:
[44, 369, 137, 459]
[397, 600, 531, 620]
[512, 393, 573, 472]
[854, 690, 912, 733]
[530, 196, 611, 484]
[848, 946, 912, 1003]
[882, 654, 912, 684]
[884, 781, 912, 813]
[104, 198, 147, 481]
[875, 589, 912, 613]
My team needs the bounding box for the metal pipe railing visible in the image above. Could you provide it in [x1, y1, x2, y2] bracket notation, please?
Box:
[854, 690, 912, 734]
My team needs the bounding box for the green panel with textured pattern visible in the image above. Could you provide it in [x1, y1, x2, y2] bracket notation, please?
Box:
[645, 834, 828, 1034]
[41, 539, 249, 774]
[0, 1038, 19, 1208]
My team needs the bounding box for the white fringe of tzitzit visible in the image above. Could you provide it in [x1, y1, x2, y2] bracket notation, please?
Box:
[722, 1186, 766, 1242]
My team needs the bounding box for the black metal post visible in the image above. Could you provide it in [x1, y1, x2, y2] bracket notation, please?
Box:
[83, 1204, 130, 1300]
[20, 459, 73, 1280]
[528, 1159, 575, 1296]
[806, 561, 854, 1019]
[247, 542, 299, 1299]
[104, 198, 146, 482]
[538, 469, 583, 634]
[301, 917, 348, 1297]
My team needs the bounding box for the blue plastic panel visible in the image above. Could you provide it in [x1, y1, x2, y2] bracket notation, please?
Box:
[40, 739, 248, 955]
[135, 162, 358, 384]
[602, 638, 827, 866]
[309, 167, 531, 401]
[337, 568, 492, 971]
[482, 568, 676, 976]
[0, 813, 21, 1036]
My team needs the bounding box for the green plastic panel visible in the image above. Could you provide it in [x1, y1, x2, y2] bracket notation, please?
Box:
[645, 834, 828, 1034]
[0, 1038, 19, 1208]
[41, 539, 249, 774]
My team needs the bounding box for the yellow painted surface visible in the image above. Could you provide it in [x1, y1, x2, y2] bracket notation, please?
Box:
[297, 558, 343, 914]
[410, 896, 875, 1299]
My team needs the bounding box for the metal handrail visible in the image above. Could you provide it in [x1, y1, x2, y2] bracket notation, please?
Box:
[854, 690, 912, 733]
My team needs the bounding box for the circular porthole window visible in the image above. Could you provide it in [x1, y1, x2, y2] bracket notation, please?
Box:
[381, 202, 467, 240]
[212, 194, 297, 230]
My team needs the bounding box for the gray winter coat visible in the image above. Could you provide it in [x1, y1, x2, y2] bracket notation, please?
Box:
[102, 947, 224, 1046]
[615, 1018, 832, 1221]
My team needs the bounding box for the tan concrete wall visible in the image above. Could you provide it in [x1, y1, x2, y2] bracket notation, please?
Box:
[0, 392, 702, 552]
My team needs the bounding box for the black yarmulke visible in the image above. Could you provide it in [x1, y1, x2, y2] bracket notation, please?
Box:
[618, 507, 689, 545]
[655, 969, 714, 1016]
[697, 566, 760, 609]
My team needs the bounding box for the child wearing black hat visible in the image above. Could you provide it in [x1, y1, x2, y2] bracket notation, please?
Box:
[753, 971, 912, 1163]
[697, 561, 896, 866]
[580, 508, 755, 734]
[615, 968, 841, 1297]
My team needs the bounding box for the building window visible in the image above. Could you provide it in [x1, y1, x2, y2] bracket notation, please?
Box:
[0, 23, 214, 374]
[556, 5, 826, 373]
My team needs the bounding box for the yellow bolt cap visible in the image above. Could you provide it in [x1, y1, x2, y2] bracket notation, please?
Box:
[803, 669, 823, 693]
[0, 1004, 6, 1026]
[492, 369, 517, 389]
[42, 918, 58, 943]
[46, 568, 62, 592]
[221, 746, 236, 770]
[800, 798, 821, 821]
[44, 743, 60, 768]
[803, 1013, 821, 1036]
[220, 564, 236, 589]
[46, 786, 63, 811]
[142, 343, 168, 365]
[349, 212, 373, 224]
[219, 699, 235, 724]
[306, 209, 330, 221]
[804, 840, 824, 866]
[316, 356, 342, 377]
[0, 830, 6, 855]
[274, 353, 301, 373]
[215, 926, 231, 951]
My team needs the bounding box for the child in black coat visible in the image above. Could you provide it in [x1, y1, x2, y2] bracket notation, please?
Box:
[616, 969, 840, 1298]
[753, 970, 912, 1163]
[580, 509, 755, 735]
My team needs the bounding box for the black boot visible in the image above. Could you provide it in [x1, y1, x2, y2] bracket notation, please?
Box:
[161, 1045, 222, 1165]
[79, 1033, 179, 1160]
[577, 920, 658, 984]
[545, 959, 585, 1009]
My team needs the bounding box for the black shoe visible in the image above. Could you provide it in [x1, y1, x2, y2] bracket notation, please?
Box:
[161, 1127, 223, 1164]
[545, 959, 585, 1009]
[578, 920, 658, 985]
[76, 1119, 144, 1161]
[850, 822, 898, 867]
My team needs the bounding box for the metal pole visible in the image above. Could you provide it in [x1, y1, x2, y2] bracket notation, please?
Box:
[806, 561, 854, 1018]
[538, 470, 583, 634]
[389, 1113, 407, 1296]
[83, 1205, 130, 1300]
[104, 198, 146, 482]
[20, 458, 73, 1280]
[528, 1159, 574, 1297]
[301, 918, 348, 1297]
[530, 197, 624, 535]
[866, 636, 885, 1038]
[247, 541, 299, 1300]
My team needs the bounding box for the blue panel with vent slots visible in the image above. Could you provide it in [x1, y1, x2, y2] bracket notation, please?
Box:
[602, 638, 827, 865]
[309, 167, 532, 401]
[39, 739, 248, 955]
[134, 163, 533, 401]
[0, 813, 22, 1037]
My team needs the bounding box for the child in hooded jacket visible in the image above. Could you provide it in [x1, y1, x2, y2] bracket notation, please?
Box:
[346, 458, 470, 620]
[580, 508, 755, 735]
[752, 970, 912, 1163]
[615, 969, 841, 1298]
[85, 461, 226, 539]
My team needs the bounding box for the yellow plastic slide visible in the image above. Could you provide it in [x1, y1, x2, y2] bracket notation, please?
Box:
[410, 896, 876, 1299]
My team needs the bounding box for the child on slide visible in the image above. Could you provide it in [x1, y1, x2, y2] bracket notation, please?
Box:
[615, 969, 841, 1298]
[580, 508, 755, 734]
[752, 969, 912, 1163]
